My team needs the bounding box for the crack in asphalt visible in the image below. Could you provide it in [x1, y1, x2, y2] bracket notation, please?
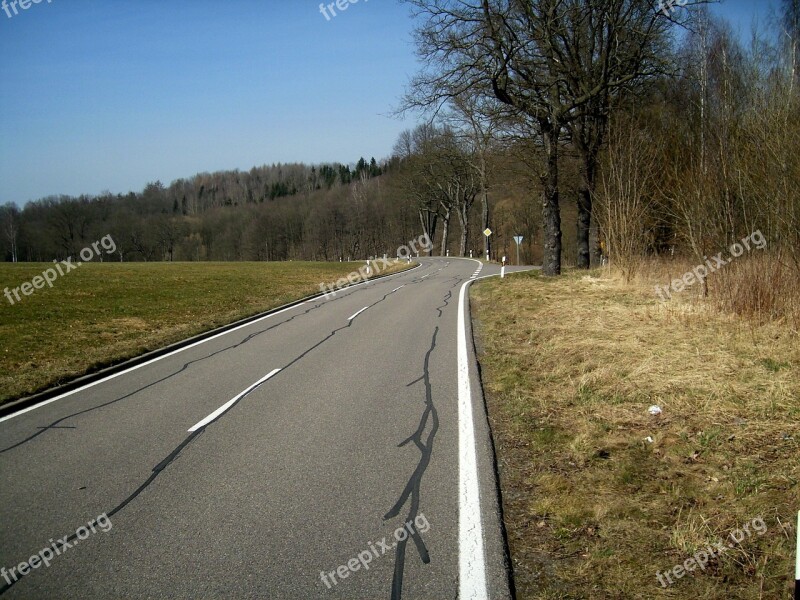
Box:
[434, 278, 462, 318]
[380, 271, 465, 599]
[384, 326, 439, 600]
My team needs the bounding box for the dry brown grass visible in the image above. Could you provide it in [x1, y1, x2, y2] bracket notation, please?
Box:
[712, 254, 800, 330]
[472, 266, 799, 599]
[618, 253, 800, 330]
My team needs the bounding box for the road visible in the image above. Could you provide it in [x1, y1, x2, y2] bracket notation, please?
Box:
[0, 257, 525, 599]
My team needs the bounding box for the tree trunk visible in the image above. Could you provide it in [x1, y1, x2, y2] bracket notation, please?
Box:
[541, 125, 562, 276]
[440, 205, 451, 256]
[576, 152, 597, 269]
[480, 155, 490, 259]
[481, 186, 490, 259]
[458, 202, 469, 256]
[418, 209, 438, 255]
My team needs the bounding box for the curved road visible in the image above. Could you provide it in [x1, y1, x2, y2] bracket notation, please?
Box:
[0, 257, 524, 599]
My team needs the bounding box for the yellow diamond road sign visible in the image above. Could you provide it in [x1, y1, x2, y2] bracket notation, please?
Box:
[483, 228, 492, 237]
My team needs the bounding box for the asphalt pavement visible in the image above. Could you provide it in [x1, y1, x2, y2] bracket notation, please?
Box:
[0, 257, 528, 599]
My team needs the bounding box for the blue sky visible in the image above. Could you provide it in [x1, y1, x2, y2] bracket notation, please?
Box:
[0, 0, 780, 205]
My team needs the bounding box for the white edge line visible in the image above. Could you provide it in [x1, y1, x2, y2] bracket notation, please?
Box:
[188, 368, 280, 432]
[348, 306, 369, 321]
[457, 276, 489, 600]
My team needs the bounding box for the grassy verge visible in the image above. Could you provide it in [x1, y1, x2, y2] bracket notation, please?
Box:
[0, 260, 410, 404]
[472, 268, 798, 599]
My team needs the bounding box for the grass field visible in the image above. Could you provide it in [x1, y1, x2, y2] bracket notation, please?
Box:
[472, 268, 799, 599]
[0, 260, 410, 405]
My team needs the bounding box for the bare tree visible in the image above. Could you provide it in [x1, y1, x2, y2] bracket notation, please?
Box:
[784, 0, 800, 78]
[403, 0, 568, 273]
[393, 125, 442, 253]
[404, 0, 682, 275]
[442, 95, 500, 258]
[0, 203, 19, 262]
[434, 129, 480, 256]
[596, 119, 661, 281]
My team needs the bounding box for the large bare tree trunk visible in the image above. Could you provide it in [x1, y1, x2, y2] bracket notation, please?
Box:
[541, 126, 562, 276]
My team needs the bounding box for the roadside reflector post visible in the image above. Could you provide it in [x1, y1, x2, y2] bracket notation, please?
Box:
[501, 255, 506, 279]
[795, 510, 799, 600]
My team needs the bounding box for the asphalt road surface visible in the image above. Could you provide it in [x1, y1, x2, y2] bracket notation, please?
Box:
[0, 257, 527, 599]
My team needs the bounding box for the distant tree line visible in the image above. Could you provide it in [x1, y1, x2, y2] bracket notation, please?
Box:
[0, 149, 536, 264]
[0, 159, 415, 263]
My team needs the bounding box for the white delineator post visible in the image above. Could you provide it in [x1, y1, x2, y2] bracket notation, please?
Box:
[795, 510, 799, 600]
